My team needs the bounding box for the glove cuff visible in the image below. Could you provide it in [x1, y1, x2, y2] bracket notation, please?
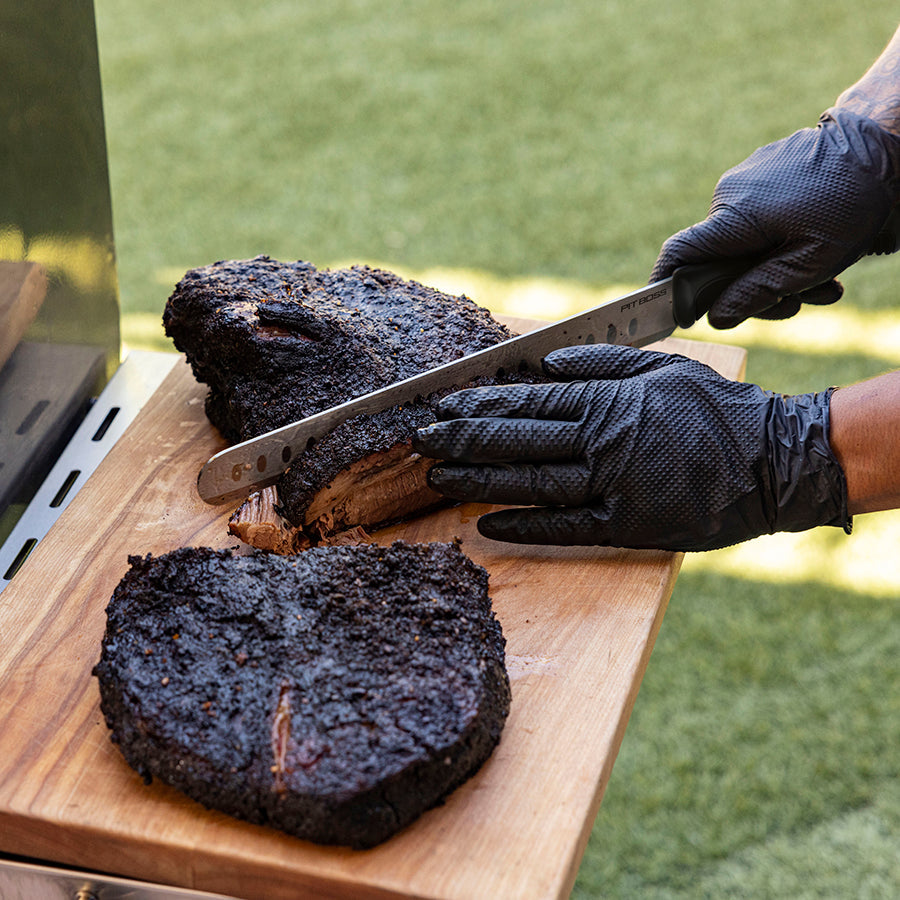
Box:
[765, 387, 852, 535]
[820, 107, 900, 205]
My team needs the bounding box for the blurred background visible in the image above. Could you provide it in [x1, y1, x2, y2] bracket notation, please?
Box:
[92, 1, 900, 895]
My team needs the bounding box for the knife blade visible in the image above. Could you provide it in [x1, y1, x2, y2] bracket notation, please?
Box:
[196, 260, 745, 504]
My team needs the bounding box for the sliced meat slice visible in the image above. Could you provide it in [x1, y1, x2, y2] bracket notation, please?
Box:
[229, 440, 442, 553]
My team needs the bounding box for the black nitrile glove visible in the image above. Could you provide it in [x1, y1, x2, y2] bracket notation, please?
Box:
[413, 344, 851, 552]
[650, 108, 900, 328]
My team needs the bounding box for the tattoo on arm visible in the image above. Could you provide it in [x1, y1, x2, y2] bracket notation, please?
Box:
[835, 26, 900, 135]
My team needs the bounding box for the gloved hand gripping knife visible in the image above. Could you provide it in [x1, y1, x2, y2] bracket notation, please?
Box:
[651, 108, 900, 327]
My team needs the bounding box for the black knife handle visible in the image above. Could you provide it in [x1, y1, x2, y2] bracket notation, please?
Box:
[672, 208, 900, 328]
[671, 259, 753, 329]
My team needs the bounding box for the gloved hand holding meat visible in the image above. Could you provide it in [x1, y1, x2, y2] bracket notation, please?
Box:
[413, 343, 851, 552]
[649, 108, 900, 329]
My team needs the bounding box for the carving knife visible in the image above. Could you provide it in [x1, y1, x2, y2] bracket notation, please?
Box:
[196, 260, 751, 504]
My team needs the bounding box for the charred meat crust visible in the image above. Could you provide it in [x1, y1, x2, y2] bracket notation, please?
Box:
[273, 372, 543, 531]
[162, 256, 515, 444]
[93, 542, 510, 849]
[275, 398, 441, 526]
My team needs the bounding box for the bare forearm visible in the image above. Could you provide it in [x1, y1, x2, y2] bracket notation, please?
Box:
[822, 33, 900, 512]
[829, 371, 900, 515]
[835, 25, 900, 135]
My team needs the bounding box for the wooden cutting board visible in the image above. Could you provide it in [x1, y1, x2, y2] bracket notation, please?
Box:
[0, 334, 745, 900]
[0, 261, 47, 373]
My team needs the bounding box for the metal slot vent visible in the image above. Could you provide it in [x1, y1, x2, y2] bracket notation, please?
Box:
[0, 351, 176, 591]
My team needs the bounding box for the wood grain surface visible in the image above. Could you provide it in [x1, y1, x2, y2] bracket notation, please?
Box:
[0, 261, 47, 372]
[0, 335, 745, 900]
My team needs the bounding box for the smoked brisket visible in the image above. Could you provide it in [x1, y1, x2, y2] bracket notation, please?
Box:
[162, 257, 529, 546]
[93, 542, 510, 848]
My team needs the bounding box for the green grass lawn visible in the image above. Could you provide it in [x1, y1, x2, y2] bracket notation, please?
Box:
[94, 1, 900, 895]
